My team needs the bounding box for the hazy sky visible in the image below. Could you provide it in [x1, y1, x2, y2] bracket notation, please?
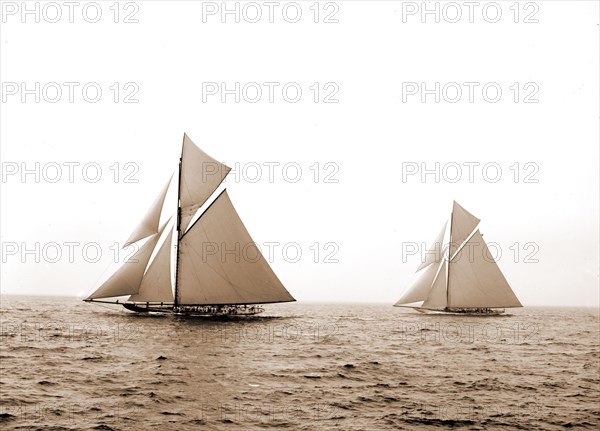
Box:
[1, 1, 598, 306]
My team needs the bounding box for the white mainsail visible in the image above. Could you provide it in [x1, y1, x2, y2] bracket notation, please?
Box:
[177, 190, 295, 305]
[448, 230, 522, 308]
[124, 175, 173, 247]
[86, 224, 166, 300]
[128, 226, 175, 303]
[395, 202, 521, 311]
[179, 134, 231, 235]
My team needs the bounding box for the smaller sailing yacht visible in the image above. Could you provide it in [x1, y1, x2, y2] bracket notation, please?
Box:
[394, 201, 522, 315]
[84, 133, 295, 315]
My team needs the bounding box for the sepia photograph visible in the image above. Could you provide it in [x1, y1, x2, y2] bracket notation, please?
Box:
[1, 1, 598, 430]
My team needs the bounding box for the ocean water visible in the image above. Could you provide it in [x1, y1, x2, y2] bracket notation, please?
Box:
[0, 296, 598, 431]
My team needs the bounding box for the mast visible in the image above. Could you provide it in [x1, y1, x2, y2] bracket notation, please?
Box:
[173, 138, 184, 308]
[446, 209, 453, 308]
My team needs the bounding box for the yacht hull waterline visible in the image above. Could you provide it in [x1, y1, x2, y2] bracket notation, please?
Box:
[399, 306, 506, 316]
[123, 303, 265, 316]
[85, 300, 267, 316]
[83, 133, 295, 316]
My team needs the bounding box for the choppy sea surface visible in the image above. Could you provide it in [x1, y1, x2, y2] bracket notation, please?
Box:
[0, 296, 598, 430]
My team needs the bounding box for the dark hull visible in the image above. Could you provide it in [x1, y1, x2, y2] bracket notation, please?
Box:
[396, 305, 508, 315]
[122, 303, 173, 313]
[121, 303, 264, 316]
[425, 307, 506, 315]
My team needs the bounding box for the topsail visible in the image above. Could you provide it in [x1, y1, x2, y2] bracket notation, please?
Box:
[179, 134, 231, 235]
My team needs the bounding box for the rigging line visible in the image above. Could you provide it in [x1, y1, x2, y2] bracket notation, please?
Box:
[88, 260, 115, 296]
[85, 241, 141, 299]
[88, 301, 123, 312]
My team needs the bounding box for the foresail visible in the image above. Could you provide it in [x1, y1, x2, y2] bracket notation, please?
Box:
[86, 232, 162, 300]
[128, 226, 174, 303]
[124, 174, 173, 247]
[416, 222, 448, 272]
[422, 261, 447, 309]
[448, 230, 522, 308]
[450, 201, 480, 256]
[178, 190, 295, 305]
[179, 134, 231, 234]
[394, 260, 440, 305]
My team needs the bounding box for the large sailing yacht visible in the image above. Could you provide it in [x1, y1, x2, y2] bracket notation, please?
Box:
[84, 133, 295, 315]
[394, 201, 522, 315]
